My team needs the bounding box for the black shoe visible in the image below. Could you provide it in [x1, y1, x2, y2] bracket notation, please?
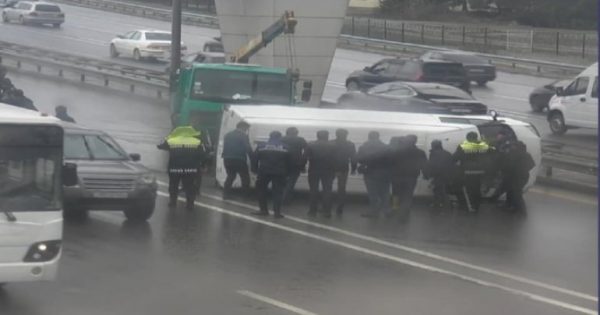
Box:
[251, 211, 269, 216]
[273, 213, 285, 219]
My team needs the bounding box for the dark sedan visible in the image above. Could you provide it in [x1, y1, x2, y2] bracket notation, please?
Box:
[331, 81, 488, 115]
[421, 50, 496, 86]
[345, 58, 471, 93]
[529, 79, 570, 112]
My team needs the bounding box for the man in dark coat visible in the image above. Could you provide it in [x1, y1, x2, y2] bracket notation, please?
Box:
[331, 128, 357, 215]
[503, 141, 535, 211]
[55, 105, 75, 123]
[251, 131, 291, 218]
[357, 131, 393, 218]
[390, 134, 427, 214]
[281, 127, 307, 203]
[221, 121, 253, 197]
[424, 140, 455, 208]
[304, 130, 337, 218]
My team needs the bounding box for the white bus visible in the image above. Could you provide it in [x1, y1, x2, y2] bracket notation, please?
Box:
[0, 103, 76, 285]
[216, 105, 542, 195]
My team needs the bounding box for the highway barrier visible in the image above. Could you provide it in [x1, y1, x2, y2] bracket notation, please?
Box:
[0, 41, 595, 192]
[53, 0, 589, 78]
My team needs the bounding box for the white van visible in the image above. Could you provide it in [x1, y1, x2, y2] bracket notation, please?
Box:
[0, 104, 76, 285]
[216, 105, 542, 196]
[548, 63, 598, 135]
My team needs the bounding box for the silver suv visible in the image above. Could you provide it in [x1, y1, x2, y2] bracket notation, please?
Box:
[62, 124, 157, 222]
[2, 1, 64, 27]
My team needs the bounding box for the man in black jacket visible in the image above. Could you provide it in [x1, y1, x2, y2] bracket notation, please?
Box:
[425, 140, 455, 208]
[390, 134, 427, 214]
[357, 131, 392, 218]
[221, 121, 253, 197]
[503, 141, 535, 211]
[331, 128, 357, 215]
[304, 130, 337, 217]
[55, 105, 75, 123]
[281, 127, 307, 203]
[252, 131, 291, 218]
[157, 126, 206, 210]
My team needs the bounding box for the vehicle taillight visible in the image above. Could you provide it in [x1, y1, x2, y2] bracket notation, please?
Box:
[29, 12, 38, 16]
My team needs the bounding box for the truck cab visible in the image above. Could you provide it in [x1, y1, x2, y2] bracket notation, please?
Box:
[172, 63, 310, 145]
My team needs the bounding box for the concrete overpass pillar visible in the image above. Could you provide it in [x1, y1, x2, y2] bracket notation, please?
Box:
[215, 0, 350, 106]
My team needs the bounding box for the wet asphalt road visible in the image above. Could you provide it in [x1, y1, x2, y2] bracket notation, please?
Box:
[0, 3, 597, 150]
[1, 72, 597, 314]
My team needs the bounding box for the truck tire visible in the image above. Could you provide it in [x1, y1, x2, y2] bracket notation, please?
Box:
[549, 111, 567, 135]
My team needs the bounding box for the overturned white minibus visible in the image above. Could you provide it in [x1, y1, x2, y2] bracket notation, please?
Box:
[216, 105, 541, 196]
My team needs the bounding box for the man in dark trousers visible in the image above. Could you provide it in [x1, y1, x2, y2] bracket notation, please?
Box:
[357, 131, 392, 218]
[221, 121, 253, 197]
[55, 105, 75, 123]
[390, 134, 427, 214]
[453, 131, 490, 212]
[281, 127, 307, 203]
[504, 141, 535, 212]
[331, 128, 357, 215]
[157, 126, 205, 210]
[304, 130, 337, 218]
[424, 140, 455, 209]
[251, 131, 292, 218]
[4, 89, 36, 111]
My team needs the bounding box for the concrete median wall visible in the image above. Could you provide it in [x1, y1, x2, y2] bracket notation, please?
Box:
[214, 0, 350, 106]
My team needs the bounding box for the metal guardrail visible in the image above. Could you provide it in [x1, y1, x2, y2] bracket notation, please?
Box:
[0, 38, 595, 184]
[54, 0, 591, 78]
[0, 41, 169, 98]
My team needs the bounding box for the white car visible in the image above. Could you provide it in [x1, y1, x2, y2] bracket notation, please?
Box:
[2, 1, 64, 27]
[109, 30, 187, 61]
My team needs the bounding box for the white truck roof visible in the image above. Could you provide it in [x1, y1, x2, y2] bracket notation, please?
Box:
[0, 103, 60, 125]
[227, 105, 528, 131]
[580, 62, 597, 76]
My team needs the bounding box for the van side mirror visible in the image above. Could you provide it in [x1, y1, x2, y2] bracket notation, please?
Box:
[62, 163, 78, 187]
[555, 87, 564, 96]
[129, 153, 141, 162]
[301, 80, 312, 102]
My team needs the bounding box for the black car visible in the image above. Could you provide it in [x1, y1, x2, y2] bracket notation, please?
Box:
[346, 58, 471, 93]
[529, 79, 570, 112]
[331, 81, 488, 115]
[421, 51, 496, 86]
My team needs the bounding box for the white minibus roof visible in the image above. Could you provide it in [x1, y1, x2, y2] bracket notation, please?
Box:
[580, 62, 598, 76]
[0, 103, 60, 125]
[227, 105, 529, 130]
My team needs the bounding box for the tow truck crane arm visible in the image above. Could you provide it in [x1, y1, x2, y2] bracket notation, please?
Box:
[230, 11, 297, 63]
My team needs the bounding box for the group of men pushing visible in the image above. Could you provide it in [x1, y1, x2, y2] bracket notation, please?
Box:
[161, 120, 535, 218]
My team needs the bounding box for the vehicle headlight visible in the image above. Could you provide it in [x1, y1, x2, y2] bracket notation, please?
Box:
[138, 174, 156, 185]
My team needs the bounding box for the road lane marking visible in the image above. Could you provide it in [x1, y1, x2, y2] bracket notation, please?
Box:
[237, 290, 319, 315]
[157, 180, 596, 303]
[529, 187, 598, 205]
[157, 191, 596, 315]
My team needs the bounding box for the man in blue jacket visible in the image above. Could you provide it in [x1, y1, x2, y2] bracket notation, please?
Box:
[252, 131, 292, 218]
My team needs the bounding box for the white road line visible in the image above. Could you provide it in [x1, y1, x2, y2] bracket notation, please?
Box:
[237, 290, 319, 315]
[156, 180, 596, 302]
[158, 191, 596, 315]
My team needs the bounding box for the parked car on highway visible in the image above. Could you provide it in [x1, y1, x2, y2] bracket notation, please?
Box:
[62, 123, 157, 221]
[332, 81, 487, 115]
[2, 1, 64, 27]
[0, 0, 17, 8]
[420, 50, 496, 86]
[547, 63, 598, 135]
[528, 79, 570, 112]
[203, 38, 224, 53]
[346, 58, 471, 93]
[109, 30, 187, 61]
[164, 51, 226, 74]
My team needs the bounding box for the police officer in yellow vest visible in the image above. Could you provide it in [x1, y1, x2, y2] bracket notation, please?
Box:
[158, 126, 206, 210]
[453, 131, 490, 212]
